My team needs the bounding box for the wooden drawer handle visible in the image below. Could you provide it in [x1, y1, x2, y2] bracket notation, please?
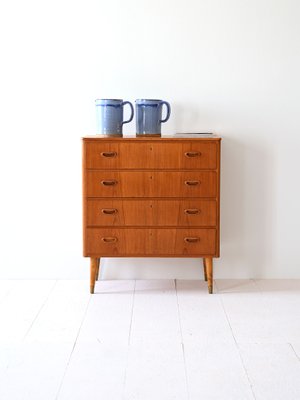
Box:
[184, 237, 200, 243]
[101, 208, 118, 215]
[184, 209, 200, 215]
[101, 180, 118, 186]
[101, 152, 117, 158]
[185, 151, 201, 157]
[185, 180, 200, 186]
[101, 237, 118, 243]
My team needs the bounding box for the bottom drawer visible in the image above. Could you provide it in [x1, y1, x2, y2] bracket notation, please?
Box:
[84, 228, 217, 256]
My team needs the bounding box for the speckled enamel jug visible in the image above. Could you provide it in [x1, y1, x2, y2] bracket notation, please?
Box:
[95, 99, 134, 136]
[135, 99, 171, 136]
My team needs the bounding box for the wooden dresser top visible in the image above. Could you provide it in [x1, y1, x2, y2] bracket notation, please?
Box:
[82, 134, 221, 141]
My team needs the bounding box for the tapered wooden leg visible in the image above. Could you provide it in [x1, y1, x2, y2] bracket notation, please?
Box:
[203, 258, 208, 281]
[205, 257, 213, 294]
[90, 257, 98, 294]
[95, 258, 101, 281]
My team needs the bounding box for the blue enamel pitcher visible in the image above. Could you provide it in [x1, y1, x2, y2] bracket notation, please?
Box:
[95, 99, 134, 136]
[135, 99, 171, 135]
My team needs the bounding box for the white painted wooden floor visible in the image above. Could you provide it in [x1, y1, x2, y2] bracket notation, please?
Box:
[0, 279, 300, 400]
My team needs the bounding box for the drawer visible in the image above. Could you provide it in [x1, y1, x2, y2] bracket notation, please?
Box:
[86, 199, 217, 227]
[153, 228, 216, 255]
[84, 141, 217, 170]
[85, 171, 217, 198]
[85, 228, 216, 256]
[85, 228, 150, 255]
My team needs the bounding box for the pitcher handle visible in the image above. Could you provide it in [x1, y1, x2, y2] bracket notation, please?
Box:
[122, 101, 134, 125]
[159, 101, 171, 123]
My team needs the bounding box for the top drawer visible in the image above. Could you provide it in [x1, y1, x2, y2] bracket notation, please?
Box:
[84, 141, 217, 170]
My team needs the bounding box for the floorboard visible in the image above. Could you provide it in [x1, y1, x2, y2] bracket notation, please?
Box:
[123, 280, 188, 400]
[215, 279, 285, 344]
[0, 281, 90, 400]
[57, 280, 135, 400]
[177, 280, 254, 399]
[239, 343, 300, 400]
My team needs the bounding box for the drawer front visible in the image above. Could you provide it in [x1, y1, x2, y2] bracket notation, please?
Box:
[153, 228, 216, 255]
[85, 228, 216, 256]
[85, 228, 150, 255]
[86, 199, 217, 227]
[85, 141, 217, 170]
[85, 171, 217, 198]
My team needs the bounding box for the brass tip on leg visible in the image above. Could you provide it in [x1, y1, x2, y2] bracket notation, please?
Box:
[208, 286, 213, 294]
[90, 286, 95, 294]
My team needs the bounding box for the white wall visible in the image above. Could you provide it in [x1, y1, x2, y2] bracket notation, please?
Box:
[1, 0, 300, 279]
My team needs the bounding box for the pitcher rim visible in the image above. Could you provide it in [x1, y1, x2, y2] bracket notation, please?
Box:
[95, 98, 123, 102]
[135, 99, 163, 102]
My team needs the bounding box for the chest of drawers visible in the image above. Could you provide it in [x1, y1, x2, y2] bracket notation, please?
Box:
[82, 135, 221, 294]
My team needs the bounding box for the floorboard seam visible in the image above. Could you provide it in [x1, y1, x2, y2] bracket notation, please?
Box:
[289, 343, 300, 362]
[175, 279, 190, 400]
[216, 281, 257, 400]
[54, 291, 92, 400]
[22, 280, 58, 342]
[122, 279, 136, 400]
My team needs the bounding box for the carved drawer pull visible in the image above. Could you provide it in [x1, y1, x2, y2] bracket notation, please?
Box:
[101, 180, 118, 186]
[184, 237, 200, 243]
[184, 209, 200, 215]
[185, 180, 200, 186]
[101, 237, 118, 243]
[101, 152, 117, 158]
[101, 208, 118, 215]
[185, 151, 201, 157]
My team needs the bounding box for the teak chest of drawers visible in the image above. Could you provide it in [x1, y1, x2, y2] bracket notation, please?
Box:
[82, 134, 221, 294]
